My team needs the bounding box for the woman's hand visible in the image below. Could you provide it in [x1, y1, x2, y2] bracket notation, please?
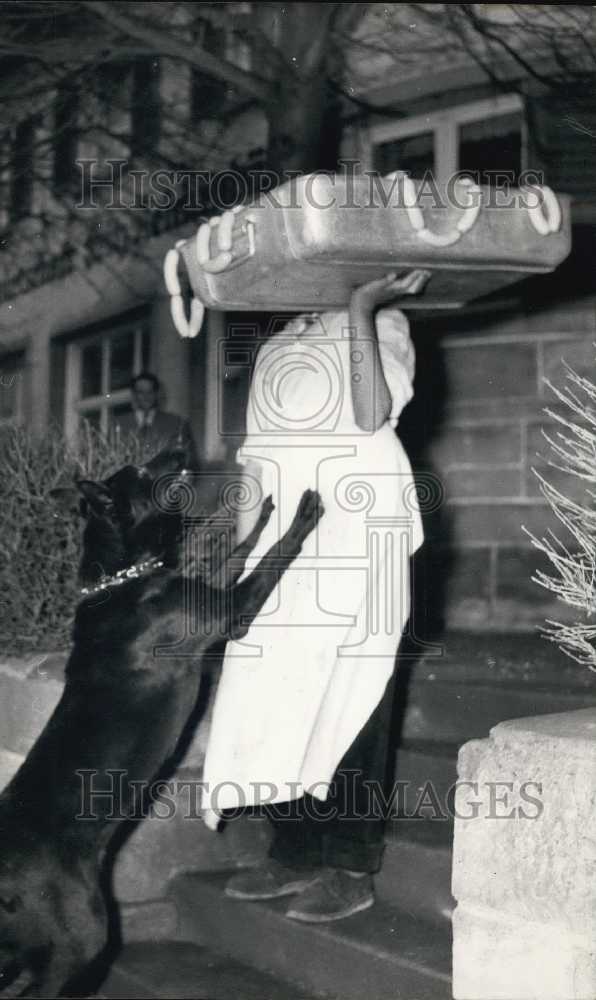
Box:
[348, 270, 427, 434]
[350, 269, 430, 312]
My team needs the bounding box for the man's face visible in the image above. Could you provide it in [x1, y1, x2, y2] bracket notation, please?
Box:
[132, 379, 158, 412]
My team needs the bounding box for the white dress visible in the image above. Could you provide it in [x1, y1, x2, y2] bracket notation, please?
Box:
[201, 309, 424, 821]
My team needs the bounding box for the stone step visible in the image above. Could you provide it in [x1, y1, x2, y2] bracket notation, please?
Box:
[404, 631, 596, 692]
[394, 632, 596, 785]
[168, 811, 455, 927]
[0, 739, 454, 928]
[120, 899, 179, 942]
[400, 677, 596, 745]
[99, 940, 315, 999]
[0, 741, 455, 937]
[169, 871, 452, 1000]
[160, 808, 454, 928]
[112, 783, 270, 904]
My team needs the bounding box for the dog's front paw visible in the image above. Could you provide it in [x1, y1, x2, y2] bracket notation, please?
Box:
[296, 489, 324, 526]
[259, 494, 275, 523]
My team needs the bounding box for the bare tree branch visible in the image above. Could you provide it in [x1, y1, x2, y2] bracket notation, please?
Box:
[82, 1, 274, 101]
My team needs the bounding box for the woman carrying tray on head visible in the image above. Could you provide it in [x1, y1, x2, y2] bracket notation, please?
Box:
[201, 261, 427, 923]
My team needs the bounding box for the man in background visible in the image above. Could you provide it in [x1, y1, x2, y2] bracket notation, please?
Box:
[115, 371, 199, 467]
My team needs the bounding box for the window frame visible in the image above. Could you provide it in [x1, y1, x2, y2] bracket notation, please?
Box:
[0, 350, 25, 425]
[131, 57, 161, 158]
[365, 94, 526, 184]
[64, 318, 150, 441]
[53, 84, 80, 195]
[190, 18, 228, 123]
[10, 118, 35, 223]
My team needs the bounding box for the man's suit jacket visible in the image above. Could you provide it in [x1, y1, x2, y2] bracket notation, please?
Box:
[114, 410, 199, 467]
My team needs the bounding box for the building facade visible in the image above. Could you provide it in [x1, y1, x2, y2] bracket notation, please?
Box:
[1, 3, 595, 633]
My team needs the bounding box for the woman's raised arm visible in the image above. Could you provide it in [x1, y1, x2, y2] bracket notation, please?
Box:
[348, 271, 428, 433]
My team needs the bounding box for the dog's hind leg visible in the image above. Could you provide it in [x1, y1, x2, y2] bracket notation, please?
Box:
[227, 490, 323, 638]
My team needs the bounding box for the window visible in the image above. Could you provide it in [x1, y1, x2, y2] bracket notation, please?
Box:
[10, 118, 35, 222]
[53, 84, 79, 194]
[190, 19, 228, 122]
[131, 58, 161, 157]
[0, 351, 25, 424]
[224, 2, 253, 72]
[64, 319, 150, 440]
[370, 95, 526, 186]
[96, 61, 130, 109]
[374, 131, 435, 181]
[458, 111, 523, 184]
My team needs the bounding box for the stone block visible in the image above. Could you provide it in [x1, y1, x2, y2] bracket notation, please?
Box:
[448, 501, 554, 545]
[444, 467, 522, 501]
[444, 343, 538, 402]
[452, 708, 596, 999]
[527, 299, 596, 336]
[446, 396, 544, 423]
[494, 546, 577, 628]
[428, 423, 523, 469]
[542, 337, 596, 386]
[525, 420, 593, 505]
[453, 901, 595, 1000]
[414, 545, 492, 601]
[430, 298, 596, 341]
[410, 545, 493, 633]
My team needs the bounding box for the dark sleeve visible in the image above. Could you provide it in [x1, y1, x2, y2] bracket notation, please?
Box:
[181, 418, 200, 470]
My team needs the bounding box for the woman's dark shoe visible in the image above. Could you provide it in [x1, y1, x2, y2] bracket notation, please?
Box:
[225, 859, 320, 900]
[286, 868, 374, 922]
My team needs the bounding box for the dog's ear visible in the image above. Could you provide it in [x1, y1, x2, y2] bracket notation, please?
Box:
[76, 480, 115, 517]
[49, 486, 81, 515]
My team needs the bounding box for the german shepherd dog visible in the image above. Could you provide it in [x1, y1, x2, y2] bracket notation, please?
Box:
[0, 442, 323, 997]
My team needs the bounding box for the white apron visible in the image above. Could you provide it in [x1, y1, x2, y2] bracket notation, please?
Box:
[201, 309, 424, 823]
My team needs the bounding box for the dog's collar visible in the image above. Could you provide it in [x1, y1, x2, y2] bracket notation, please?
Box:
[80, 556, 164, 597]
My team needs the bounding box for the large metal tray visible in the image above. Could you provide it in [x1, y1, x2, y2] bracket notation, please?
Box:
[179, 172, 571, 311]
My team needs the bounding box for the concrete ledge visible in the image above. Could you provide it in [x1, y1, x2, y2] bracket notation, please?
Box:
[0, 653, 66, 755]
[452, 707, 596, 999]
[0, 748, 24, 789]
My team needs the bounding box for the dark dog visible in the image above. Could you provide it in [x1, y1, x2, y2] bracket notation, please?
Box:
[0, 443, 323, 998]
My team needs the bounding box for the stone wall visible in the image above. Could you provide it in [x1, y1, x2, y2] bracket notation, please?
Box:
[404, 292, 596, 634]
